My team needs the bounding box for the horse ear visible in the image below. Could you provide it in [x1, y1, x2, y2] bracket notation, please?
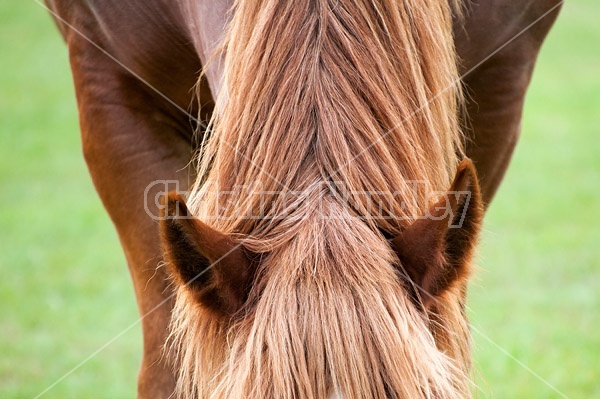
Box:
[391, 159, 483, 307]
[159, 192, 255, 316]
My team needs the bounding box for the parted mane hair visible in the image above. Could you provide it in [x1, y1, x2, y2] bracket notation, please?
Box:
[167, 0, 475, 397]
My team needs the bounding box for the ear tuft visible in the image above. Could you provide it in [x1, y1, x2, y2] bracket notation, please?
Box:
[160, 192, 190, 219]
[159, 192, 256, 316]
[391, 159, 482, 307]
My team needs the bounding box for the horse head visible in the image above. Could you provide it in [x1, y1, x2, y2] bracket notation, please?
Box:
[159, 159, 482, 398]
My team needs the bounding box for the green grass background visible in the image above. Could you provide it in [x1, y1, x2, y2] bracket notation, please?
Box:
[1, 1, 598, 398]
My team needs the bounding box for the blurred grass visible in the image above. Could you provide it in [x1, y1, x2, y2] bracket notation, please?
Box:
[469, 1, 600, 397]
[0, 2, 140, 398]
[0, 1, 598, 398]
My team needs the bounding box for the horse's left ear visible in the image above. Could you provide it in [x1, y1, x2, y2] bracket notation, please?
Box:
[391, 159, 483, 307]
[159, 192, 256, 316]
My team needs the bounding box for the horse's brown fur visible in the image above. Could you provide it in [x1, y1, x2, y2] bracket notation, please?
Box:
[168, 0, 477, 397]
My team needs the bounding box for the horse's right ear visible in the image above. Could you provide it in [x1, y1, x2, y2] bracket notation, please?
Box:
[159, 192, 256, 316]
[391, 159, 483, 307]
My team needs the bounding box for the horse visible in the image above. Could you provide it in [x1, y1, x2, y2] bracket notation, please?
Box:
[45, 0, 562, 397]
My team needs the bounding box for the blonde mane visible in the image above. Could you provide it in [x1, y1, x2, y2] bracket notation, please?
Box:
[171, 0, 471, 397]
